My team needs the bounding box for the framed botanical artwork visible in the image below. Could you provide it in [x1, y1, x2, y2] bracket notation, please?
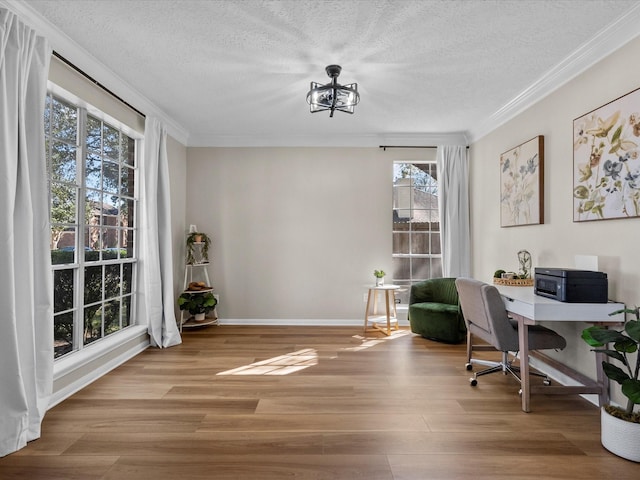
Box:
[573, 87, 640, 221]
[500, 135, 544, 227]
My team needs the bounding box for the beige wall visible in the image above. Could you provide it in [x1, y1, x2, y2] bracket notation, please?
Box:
[470, 36, 640, 404]
[186, 147, 435, 321]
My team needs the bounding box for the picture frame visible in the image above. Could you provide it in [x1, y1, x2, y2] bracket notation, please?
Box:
[573, 87, 640, 222]
[500, 135, 544, 227]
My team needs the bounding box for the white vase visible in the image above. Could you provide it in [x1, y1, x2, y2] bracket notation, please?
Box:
[601, 407, 640, 462]
[194, 312, 206, 321]
[376, 277, 384, 286]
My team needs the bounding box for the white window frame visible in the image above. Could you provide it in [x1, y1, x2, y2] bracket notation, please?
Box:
[392, 160, 442, 304]
[46, 82, 142, 361]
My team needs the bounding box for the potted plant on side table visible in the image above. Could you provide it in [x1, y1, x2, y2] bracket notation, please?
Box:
[178, 291, 218, 322]
[374, 269, 386, 287]
[582, 306, 640, 462]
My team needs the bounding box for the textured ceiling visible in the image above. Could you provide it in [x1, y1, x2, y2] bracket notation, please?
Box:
[18, 0, 640, 146]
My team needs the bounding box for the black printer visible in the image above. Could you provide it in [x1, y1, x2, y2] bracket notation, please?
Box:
[534, 268, 608, 303]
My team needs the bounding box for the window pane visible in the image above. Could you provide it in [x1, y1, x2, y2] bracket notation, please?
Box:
[121, 199, 134, 228]
[86, 153, 101, 190]
[104, 300, 121, 335]
[51, 182, 76, 224]
[411, 232, 430, 254]
[85, 188, 100, 221]
[412, 257, 432, 282]
[84, 305, 102, 345]
[104, 264, 121, 300]
[432, 257, 443, 278]
[103, 160, 119, 193]
[103, 124, 120, 160]
[54, 312, 74, 358]
[50, 141, 76, 183]
[84, 265, 103, 304]
[51, 98, 77, 143]
[124, 229, 134, 258]
[392, 257, 410, 282]
[123, 263, 132, 294]
[53, 269, 74, 312]
[51, 232, 77, 265]
[121, 165, 135, 196]
[122, 296, 131, 327]
[431, 231, 441, 255]
[86, 115, 102, 151]
[124, 137, 135, 166]
[393, 231, 410, 254]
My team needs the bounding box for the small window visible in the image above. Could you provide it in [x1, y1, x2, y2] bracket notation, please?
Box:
[392, 162, 442, 303]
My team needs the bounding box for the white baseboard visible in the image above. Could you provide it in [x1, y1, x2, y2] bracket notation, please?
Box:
[217, 318, 411, 327]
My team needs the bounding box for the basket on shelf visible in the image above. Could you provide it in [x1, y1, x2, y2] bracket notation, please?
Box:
[493, 277, 534, 287]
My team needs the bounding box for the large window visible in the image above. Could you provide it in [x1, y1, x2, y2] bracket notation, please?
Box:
[392, 162, 442, 303]
[45, 92, 138, 359]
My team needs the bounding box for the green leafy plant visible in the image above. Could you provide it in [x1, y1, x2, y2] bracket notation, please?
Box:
[178, 292, 217, 316]
[374, 270, 386, 278]
[582, 306, 640, 423]
[186, 231, 211, 264]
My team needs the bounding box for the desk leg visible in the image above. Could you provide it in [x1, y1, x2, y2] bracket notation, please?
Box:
[517, 316, 531, 413]
[596, 349, 610, 407]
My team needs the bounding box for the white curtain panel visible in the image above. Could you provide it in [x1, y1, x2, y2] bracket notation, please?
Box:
[137, 117, 181, 348]
[0, 9, 53, 457]
[436, 145, 471, 278]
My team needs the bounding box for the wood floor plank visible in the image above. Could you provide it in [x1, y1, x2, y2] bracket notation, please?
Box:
[198, 413, 429, 432]
[2, 325, 639, 479]
[387, 453, 640, 480]
[103, 454, 394, 480]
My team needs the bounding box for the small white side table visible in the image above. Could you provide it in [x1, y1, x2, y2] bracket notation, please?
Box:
[363, 285, 400, 336]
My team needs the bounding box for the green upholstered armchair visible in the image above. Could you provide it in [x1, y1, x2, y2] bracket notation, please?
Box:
[408, 277, 466, 343]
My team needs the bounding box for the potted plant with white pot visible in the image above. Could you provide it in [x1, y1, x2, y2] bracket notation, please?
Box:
[374, 269, 386, 286]
[177, 291, 218, 321]
[582, 306, 640, 462]
[186, 231, 211, 265]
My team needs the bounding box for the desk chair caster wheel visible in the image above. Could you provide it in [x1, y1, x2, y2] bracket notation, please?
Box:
[465, 363, 473, 371]
[470, 378, 478, 386]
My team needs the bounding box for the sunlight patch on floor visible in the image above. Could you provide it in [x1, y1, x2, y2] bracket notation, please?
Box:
[216, 329, 411, 376]
[216, 348, 318, 376]
[345, 329, 411, 351]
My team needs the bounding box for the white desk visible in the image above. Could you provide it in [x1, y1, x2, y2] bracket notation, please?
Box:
[495, 284, 624, 412]
[363, 285, 400, 336]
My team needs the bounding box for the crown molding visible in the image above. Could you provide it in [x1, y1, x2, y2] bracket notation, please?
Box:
[468, 3, 640, 143]
[2, 0, 190, 145]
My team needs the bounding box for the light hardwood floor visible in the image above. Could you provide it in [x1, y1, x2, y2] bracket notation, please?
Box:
[1, 325, 638, 479]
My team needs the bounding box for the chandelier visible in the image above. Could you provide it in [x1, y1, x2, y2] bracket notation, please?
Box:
[306, 65, 360, 117]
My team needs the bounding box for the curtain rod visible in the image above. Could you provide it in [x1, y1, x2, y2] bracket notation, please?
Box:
[379, 145, 469, 151]
[52, 51, 146, 118]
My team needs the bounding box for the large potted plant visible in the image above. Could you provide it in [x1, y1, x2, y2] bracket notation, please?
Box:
[582, 306, 640, 462]
[186, 231, 211, 265]
[178, 292, 217, 321]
